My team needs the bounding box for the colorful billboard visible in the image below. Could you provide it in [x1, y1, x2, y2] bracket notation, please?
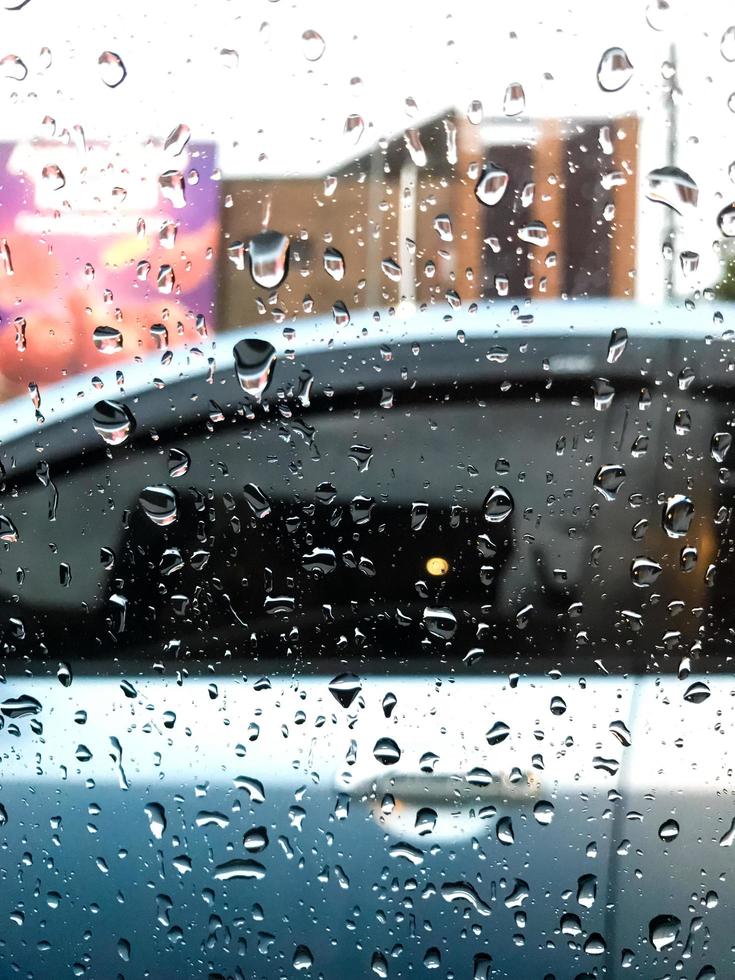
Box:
[0, 138, 218, 404]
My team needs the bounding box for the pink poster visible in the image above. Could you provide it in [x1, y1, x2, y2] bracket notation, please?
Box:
[0, 137, 219, 404]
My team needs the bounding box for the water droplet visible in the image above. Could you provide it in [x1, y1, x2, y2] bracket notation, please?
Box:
[722, 26, 735, 61]
[0, 54, 27, 81]
[645, 166, 698, 213]
[680, 250, 699, 274]
[597, 47, 634, 91]
[243, 826, 268, 851]
[475, 163, 509, 206]
[593, 464, 626, 501]
[577, 873, 597, 908]
[440, 881, 491, 916]
[93, 325, 122, 354]
[328, 673, 362, 708]
[658, 818, 679, 841]
[422, 606, 457, 639]
[98, 51, 126, 87]
[607, 327, 628, 363]
[0, 514, 19, 542]
[684, 680, 710, 704]
[249, 230, 289, 288]
[92, 400, 135, 445]
[496, 816, 515, 844]
[388, 842, 424, 865]
[145, 802, 166, 839]
[343, 114, 364, 145]
[533, 800, 555, 825]
[711, 431, 732, 463]
[483, 486, 513, 523]
[302, 30, 325, 61]
[631, 557, 662, 587]
[332, 300, 350, 326]
[517, 221, 548, 246]
[139, 485, 177, 526]
[168, 447, 190, 478]
[433, 213, 453, 242]
[158, 170, 186, 209]
[293, 945, 314, 970]
[609, 719, 632, 746]
[717, 203, 735, 237]
[371, 951, 389, 977]
[373, 737, 401, 765]
[213, 859, 266, 881]
[662, 494, 694, 538]
[233, 338, 276, 401]
[381, 257, 401, 282]
[323, 247, 345, 281]
[486, 721, 510, 745]
[41, 164, 65, 190]
[503, 82, 525, 117]
[415, 807, 437, 835]
[164, 123, 190, 156]
[649, 914, 680, 951]
[157, 264, 175, 294]
[1, 694, 41, 718]
[243, 483, 271, 519]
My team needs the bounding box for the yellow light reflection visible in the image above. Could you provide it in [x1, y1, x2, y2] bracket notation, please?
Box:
[425, 556, 450, 577]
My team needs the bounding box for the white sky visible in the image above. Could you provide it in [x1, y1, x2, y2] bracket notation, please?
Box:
[0, 0, 733, 294]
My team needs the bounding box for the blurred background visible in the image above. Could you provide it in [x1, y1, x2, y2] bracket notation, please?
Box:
[0, 0, 733, 407]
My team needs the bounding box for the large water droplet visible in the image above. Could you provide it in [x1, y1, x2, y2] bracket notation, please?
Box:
[631, 557, 662, 587]
[41, 164, 65, 190]
[139, 485, 177, 526]
[293, 945, 314, 971]
[98, 51, 126, 87]
[92, 400, 135, 445]
[343, 114, 364, 145]
[683, 680, 710, 704]
[475, 164, 509, 206]
[597, 47, 634, 91]
[1, 694, 41, 718]
[0, 54, 27, 81]
[433, 213, 453, 242]
[645, 166, 698, 213]
[577, 873, 597, 908]
[503, 82, 525, 116]
[373, 737, 401, 765]
[233, 338, 276, 400]
[164, 123, 190, 156]
[658, 818, 679, 841]
[302, 30, 325, 61]
[517, 221, 548, 246]
[711, 431, 732, 463]
[158, 170, 186, 209]
[722, 26, 735, 61]
[649, 914, 680, 951]
[607, 327, 628, 363]
[93, 325, 122, 354]
[145, 802, 166, 839]
[717, 203, 735, 237]
[483, 486, 513, 523]
[328, 673, 362, 708]
[440, 881, 491, 916]
[422, 606, 457, 639]
[593, 464, 626, 501]
[662, 494, 694, 538]
[249, 230, 289, 288]
[213, 859, 266, 881]
[323, 247, 345, 281]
